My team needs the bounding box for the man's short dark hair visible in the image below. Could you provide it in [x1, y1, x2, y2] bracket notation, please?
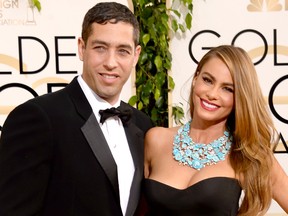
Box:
[81, 2, 140, 46]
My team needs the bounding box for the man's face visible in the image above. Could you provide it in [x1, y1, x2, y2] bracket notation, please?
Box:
[78, 22, 141, 105]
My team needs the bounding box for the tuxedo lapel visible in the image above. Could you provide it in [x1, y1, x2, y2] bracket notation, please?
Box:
[67, 78, 119, 200]
[68, 82, 145, 215]
[65, 78, 148, 215]
[82, 114, 143, 216]
[124, 122, 144, 216]
[81, 113, 120, 200]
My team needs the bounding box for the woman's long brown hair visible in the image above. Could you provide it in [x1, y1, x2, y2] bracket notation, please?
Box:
[189, 45, 277, 215]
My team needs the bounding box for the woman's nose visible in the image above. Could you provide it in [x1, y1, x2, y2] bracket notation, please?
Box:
[206, 87, 219, 100]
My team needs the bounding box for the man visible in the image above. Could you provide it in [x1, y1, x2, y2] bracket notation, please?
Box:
[0, 2, 153, 216]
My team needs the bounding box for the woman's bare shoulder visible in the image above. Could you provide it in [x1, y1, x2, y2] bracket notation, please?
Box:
[145, 126, 179, 162]
[145, 126, 179, 148]
[146, 126, 179, 138]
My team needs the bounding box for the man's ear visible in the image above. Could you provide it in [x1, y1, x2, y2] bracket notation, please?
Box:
[133, 45, 141, 67]
[78, 37, 85, 61]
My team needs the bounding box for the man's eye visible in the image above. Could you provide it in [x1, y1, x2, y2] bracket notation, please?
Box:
[118, 49, 130, 55]
[94, 46, 106, 51]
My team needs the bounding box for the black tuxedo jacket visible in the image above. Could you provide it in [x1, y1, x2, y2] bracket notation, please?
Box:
[0, 77, 153, 216]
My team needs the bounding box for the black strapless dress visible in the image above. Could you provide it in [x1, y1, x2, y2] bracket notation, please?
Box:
[143, 177, 242, 216]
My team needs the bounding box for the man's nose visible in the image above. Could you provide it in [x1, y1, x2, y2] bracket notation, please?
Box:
[104, 51, 117, 70]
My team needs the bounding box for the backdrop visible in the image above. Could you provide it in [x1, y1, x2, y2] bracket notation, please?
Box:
[0, 0, 287, 215]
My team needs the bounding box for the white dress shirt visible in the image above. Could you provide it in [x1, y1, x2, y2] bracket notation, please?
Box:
[77, 76, 135, 215]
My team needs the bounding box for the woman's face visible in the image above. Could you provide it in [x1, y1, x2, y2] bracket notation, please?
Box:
[192, 57, 234, 126]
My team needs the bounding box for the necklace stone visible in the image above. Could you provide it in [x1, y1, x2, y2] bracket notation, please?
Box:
[172, 120, 232, 170]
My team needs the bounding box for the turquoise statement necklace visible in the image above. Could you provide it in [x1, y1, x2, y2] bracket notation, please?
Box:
[172, 120, 232, 170]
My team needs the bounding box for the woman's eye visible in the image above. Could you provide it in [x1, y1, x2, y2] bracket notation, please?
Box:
[203, 77, 212, 84]
[223, 86, 234, 93]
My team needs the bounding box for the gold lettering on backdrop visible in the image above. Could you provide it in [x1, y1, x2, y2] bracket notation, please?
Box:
[274, 141, 288, 151]
[265, 96, 288, 105]
[274, 133, 288, 153]
[31, 77, 69, 89]
[0, 77, 70, 115]
[248, 45, 288, 60]
[247, 0, 282, 12]
[0, 106, 15, 115]
[0, 54, 26, 71]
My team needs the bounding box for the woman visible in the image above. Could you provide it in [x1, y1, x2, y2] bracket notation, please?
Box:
[143, 45, 288, 215]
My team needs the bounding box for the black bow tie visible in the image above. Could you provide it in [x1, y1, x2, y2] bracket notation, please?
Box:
[99, 106, 132, 125]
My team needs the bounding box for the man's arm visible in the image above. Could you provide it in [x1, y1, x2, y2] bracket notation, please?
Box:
[0, 101, 53, 215]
